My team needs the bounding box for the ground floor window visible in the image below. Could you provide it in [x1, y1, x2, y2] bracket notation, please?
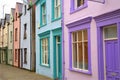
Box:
[15, 49, 17, 62]
[72, 29, 88, 70]
[66, 17, 92, 74]
[41, 38, 49, 66]
[24, 48, 27, 64]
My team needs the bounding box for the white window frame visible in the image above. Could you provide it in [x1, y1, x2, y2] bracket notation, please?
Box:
[54, 0, 61, 19]
[42, 3, 46, 25]
[41, 38, 49, 66]
[72, 29, 88, 71]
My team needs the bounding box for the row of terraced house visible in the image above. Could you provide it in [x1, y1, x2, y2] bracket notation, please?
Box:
[0, 0, 120, 80]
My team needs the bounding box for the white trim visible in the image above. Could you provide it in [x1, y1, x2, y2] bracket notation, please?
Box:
[54, 0, 61, 19]
[72, 30, 88, 70]
[41, 38, 49, 65]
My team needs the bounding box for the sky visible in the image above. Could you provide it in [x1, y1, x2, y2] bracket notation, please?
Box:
[0, 0, 23, 18]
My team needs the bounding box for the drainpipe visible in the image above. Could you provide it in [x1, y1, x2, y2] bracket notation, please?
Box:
[62, 0, 65, 79]
[7, 22, 10, 65]
[12, 19, 14, 66]
[30, 6, 32, 71]
[19, 15, 21, 68]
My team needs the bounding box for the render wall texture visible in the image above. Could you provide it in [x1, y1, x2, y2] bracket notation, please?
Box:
[35, 0, 62, 79]
[8, 11, 14, 65]
[13, 4, 21, 67]
[63, 0, 120, 80]
[20, 3, 31, 70]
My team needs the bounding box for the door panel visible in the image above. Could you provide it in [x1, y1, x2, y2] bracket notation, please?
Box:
[105, 40, 120, 80]
[54, 36, 62, 80]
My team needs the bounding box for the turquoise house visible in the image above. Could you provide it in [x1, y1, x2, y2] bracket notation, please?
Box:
[35, 0, 62, 79]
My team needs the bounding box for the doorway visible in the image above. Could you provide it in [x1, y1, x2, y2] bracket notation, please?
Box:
[54, 36, 62, 80]
[103, 24, 120, 80]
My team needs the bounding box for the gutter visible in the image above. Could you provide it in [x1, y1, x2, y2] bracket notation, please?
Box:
[62, 0, 65, 79]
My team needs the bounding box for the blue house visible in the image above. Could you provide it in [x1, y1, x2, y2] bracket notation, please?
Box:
[20, 0, 36, 71]
[35, 0, 62, 79]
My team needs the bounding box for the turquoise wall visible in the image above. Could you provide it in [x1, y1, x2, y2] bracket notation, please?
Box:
[35, 0, 62, 78]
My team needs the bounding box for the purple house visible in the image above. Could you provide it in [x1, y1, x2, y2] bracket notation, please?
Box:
[63, 0, 120, 80]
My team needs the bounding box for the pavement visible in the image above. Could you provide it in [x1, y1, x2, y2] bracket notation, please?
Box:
[0, 64, 52, 80]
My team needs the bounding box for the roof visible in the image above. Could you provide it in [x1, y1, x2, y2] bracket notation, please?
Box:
[16, 2, 23, 14]
[5, 14, 10, 23]
[0, 19, 1, 27]
[11, 8, 15, 17]
[1, 19, 5, 27]
[27, 0, 36, 5]
[34, 0, 39, 5]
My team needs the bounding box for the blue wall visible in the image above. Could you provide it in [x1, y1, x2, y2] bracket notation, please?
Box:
[35, 0, 62, 78]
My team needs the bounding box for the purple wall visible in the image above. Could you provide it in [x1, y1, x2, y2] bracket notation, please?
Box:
[63, 0, 120, 80]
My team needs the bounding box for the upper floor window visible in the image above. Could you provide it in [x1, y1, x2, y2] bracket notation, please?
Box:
[52, 0, 61, 20]
[40, 1, 46, 26]
[71, 0, 87, 13]
[16, 13, 17, 21]
[75, 0, 84, 9]
[24, 5, 26, 15]
[24, 24, 27, 39]
[15, 28, 17, 41]
[10, 31, 12, 42]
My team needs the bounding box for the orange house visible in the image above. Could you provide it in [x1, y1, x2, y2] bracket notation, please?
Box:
[13, 2, 23, 67]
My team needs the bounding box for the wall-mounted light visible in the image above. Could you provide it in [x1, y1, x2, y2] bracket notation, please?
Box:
[37, 22, 40, 29]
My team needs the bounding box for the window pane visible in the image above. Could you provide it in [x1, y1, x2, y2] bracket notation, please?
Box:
[42, 4, 46, 14]
[45, 52, 48, 64]
[104, 24, 117, 39]
[78, 31, 82, 41]
[54, 0, 61, 19]
[42, 3, 46, 25]
[58, 6, 60, 17]
[78, 43, 83, 69]
[84, 42, 88, 70]
[72, 32, 77, 42]
[72, 43, 77, 68]
[72, 29, 88, 70]
[83, 29, 88, 41]
[55, 0, 58, 6]
[77, 0, 84, 7]
[41, 38, 48, 65]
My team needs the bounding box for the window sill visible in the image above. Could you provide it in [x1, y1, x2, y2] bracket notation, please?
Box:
[69, 68, 92, 75]
[52, 17, 61, 22]
[40, 64, 50, 68]
[70, 5, 88, 14]
[40, 24, 47, 28]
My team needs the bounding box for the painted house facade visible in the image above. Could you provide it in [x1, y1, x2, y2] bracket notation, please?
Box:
[4, 14, 10, 64]
[0, 20, 2, 63]
[0, 19, 4, 64]
[20, 0, 36, 71]
[63, 0, 120, 80]
[0, 19, 7, 64]
[13, 2, 23, 67]
[35, 0, 62, 79]
[8, 8, 15, 65]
